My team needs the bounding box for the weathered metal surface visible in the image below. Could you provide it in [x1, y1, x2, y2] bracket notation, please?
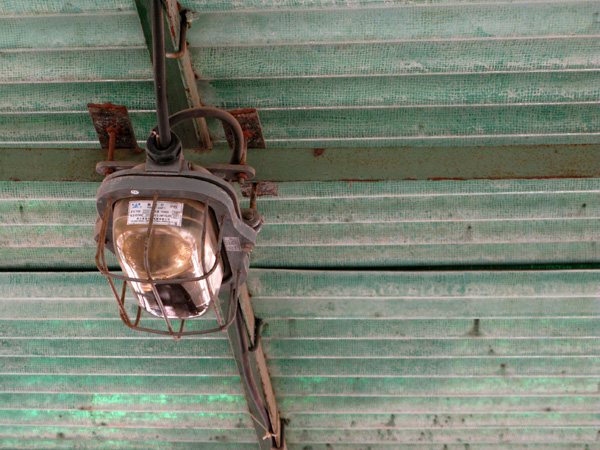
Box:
[133, 0, 211, 150]
[2, 145, 600, 182]
[185, 0, 600, 149]
[241, 182, 278, 198]
[199, 70, 600, 109]
[0, 1, 135, 15]
[1, 179, 599, 269]
[224, 108, 266, 149]
[1, 270, 599, 447]
[185, 2, 600, 44]
[2, 0, 600, 447]
[87, 102, 138, 150]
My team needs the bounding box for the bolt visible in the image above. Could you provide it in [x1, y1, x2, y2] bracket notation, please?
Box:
[242, 210, 255, 221]
[236, 172, 247, 185]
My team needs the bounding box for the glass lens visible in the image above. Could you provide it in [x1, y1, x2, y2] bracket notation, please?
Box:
[112, 197, 223, 319]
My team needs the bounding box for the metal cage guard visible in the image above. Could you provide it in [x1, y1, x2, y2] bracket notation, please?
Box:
[95, 192, 239, 339]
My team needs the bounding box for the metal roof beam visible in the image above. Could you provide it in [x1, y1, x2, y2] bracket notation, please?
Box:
[3, 145, 600, 182]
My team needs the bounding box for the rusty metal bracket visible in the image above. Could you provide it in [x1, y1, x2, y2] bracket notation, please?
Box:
[203, 163, 256, 183]
[241, 182, 278, 198]
[95, 161, 140, 175]
[224, 109, 266, 149]
[88, 103, 139, 150]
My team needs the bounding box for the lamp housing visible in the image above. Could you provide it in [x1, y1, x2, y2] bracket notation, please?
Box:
[94, 141, 261, 338]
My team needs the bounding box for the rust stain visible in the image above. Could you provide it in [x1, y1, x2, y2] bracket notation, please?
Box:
[87, 102, 137, 150]
[313, 148, 325, 157]
[225, 108, 266, 149]
[241, 181, 278, 197]
[340, 179, 384, 182]
[228, 108, 257, 115]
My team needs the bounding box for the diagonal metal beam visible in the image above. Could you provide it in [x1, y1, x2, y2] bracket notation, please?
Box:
[221, 284, 287, 450]
[134, 0, 212, 150]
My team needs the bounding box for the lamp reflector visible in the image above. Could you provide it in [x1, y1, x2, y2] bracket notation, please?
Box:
[112, 198, 223, 319]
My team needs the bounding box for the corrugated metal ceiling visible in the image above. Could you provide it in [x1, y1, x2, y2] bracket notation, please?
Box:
[1, 0, 599, 448]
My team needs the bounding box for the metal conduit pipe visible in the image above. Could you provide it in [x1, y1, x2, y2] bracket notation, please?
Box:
[150, 0, 172, 149]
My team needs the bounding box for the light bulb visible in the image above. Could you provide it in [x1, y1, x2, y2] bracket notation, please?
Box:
[112, 198, 223, 319]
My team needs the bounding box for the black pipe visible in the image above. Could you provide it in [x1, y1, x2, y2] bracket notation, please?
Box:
[150, 0, 172, 149]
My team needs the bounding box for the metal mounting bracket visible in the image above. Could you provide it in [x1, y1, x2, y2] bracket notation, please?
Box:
[88, 102, 139, 150]
[224, 108, 266, 149]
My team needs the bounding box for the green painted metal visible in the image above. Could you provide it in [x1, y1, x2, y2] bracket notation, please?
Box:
[1, 268, 599, 446]
[191, 39, 600, 78]
[1, 180, 599, 269]
[198, 71, 600, 109]
[0, 442, 257, 450]
[0, 0, 596, 151]
[186, 2, 600, 45]
[2, 145, 600, 182]
[0, 112, 154, 147]
[0, 81, 155, 113]
[179, 0, 600, 11]
[0, 13, 144, 49]
[0, 48, 152, 83]
[0, 427, 256, 442]
[1, 269, 599, 448]
[0, 1, 135, 16]
[200, 103, 600, 148]
[1, 0, 599, 446]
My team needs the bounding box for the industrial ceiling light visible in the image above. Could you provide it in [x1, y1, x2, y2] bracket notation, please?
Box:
[94, 0, 262, 340]
[92, 2, 284, 448]
[94, 111, 261, 338]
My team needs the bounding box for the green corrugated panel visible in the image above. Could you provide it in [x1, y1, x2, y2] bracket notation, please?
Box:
[0, 269, 256, 448]
[1, 179, 598, 268]
[0, 112, 154, 147]
[187, 2, 599, 45]
[1, 270, 598, 447]
[0, 13, 144, 49]
[198, 71, 600, 109]
[0, 81, 155, 113]
[184, 1, 600, 148]
[192, 39, 599, 79]
[0, 1, 135, 16]
[180, 0, 598, 11]
[0, 5, 153, 149]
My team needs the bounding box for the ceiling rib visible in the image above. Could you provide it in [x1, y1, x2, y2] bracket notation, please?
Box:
[2, 144, 599, 182]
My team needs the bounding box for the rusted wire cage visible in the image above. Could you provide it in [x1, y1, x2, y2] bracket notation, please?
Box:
[95, 192, 239, 340]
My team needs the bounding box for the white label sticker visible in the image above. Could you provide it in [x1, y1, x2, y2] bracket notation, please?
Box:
[223, 237, 242, 252]
[127, 201, 184, 226]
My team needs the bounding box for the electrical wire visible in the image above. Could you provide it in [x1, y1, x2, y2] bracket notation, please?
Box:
[150, 0, 172, 149]
[234, 305, 277, 447]
[166, 107, 247, 165]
